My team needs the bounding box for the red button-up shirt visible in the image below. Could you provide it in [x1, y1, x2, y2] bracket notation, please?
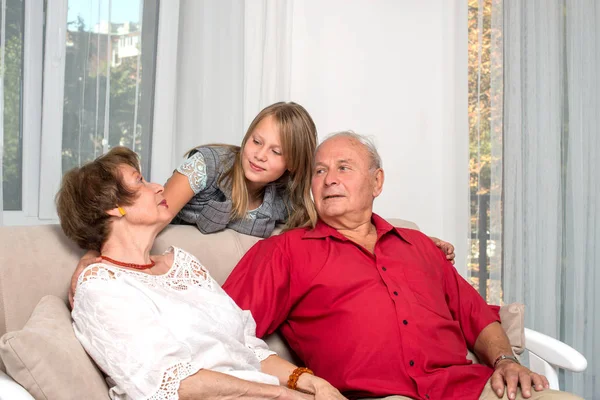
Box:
[223, 214, 499, 399]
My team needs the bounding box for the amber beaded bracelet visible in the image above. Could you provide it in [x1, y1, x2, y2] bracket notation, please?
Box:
[287, 367, 314, 390]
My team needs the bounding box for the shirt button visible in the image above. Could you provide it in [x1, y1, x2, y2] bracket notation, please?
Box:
[403, 320, 408, 325]
[393, 291, 398, 296]
[409, 360, 415, 366]
[426, 395, 430, 399]
[382, 266, 387, 271]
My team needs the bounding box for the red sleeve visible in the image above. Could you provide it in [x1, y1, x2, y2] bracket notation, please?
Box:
[222, 236, 293, 338]
[437, 250, 501, 349]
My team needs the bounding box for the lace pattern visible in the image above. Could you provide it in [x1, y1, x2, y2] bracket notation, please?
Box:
[80, 265, 117, 283]
[248, 345, 276, 362]
[78, 247, 214, 292]
[148, 362, 195, 400]
[177, 151, 208, 194]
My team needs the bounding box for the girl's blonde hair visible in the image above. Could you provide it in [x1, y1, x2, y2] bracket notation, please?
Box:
[210, 102, 318, 229]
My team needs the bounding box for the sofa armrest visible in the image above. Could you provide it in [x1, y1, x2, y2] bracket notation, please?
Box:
[0, 370, 34, 400]
[524, 328, 587, 372]
[524, 328, 587, 391]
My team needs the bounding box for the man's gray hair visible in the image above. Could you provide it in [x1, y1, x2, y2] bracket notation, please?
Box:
[318, 131, 382, 170]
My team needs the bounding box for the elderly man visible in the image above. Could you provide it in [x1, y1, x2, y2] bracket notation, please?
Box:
[222, 132, 581, 400]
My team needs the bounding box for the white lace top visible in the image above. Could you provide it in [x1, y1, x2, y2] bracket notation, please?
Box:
[177, 151, 264, 219]
[72, 247, 278, 400]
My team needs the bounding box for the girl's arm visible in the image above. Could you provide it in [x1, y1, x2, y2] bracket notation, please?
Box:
[162, 171, 196, 222]
[69, 250, 101, 308]
[161, 150, 213, 227]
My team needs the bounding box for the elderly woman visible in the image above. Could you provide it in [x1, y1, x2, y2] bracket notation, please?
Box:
[56, 147, 345, 400]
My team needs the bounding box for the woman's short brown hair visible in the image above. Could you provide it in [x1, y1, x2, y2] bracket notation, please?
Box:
[56, 147, 141, 251]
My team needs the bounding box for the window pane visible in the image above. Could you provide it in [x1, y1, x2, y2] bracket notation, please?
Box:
[467, 0, 503, 304]
[1, 0, 25, 211]
[62, 0, 157, 174]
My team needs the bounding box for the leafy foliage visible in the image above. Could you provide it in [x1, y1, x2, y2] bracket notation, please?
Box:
[468, 0, 503, 302]
[1, 0, 24, 210]
[62, 16, 145, 174]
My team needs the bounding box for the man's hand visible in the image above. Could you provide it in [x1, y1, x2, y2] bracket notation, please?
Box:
[69, 250, 101, 308]
[429, 236, 455, 264]
[490, 360, 550, 399]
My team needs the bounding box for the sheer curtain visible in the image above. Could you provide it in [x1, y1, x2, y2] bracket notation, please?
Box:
[502, 1, 599, 397]
[151, 0, 293, 184]
[243, 0, 293, 129]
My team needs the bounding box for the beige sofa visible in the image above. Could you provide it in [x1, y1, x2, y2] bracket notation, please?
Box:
[0, 220, 586, 399]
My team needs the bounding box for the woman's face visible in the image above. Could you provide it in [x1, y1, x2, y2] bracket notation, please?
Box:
[117, 164, 171, 226]
[241, 115, 288, 187]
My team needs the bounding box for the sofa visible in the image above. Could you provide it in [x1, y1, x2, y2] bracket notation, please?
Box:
[0, 219, 587, 399]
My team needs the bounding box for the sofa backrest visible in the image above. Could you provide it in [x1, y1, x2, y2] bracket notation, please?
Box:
[0, 218, 419, 371]
[0, 219, 418, 335]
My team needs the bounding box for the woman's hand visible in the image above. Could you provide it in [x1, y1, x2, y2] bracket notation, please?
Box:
[69, 250, 101, 308]
[260, 355, 345, 400]
[298, 375, 347, 400]
[429, 236, 456, 265]
[311, 379, 347, 400]
[179, 369, 315, 400]
[279, 387, 314, 400]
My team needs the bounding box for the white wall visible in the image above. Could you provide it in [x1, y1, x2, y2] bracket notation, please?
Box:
[290, 0, 469, 274]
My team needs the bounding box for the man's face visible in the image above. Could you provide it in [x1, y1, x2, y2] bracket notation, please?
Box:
[311, 136, 383, 227]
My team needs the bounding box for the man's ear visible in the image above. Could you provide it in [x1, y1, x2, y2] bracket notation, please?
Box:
[372, 168, 384, 198]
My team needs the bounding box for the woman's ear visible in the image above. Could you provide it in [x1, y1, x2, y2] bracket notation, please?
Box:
[106, 206, 126, 217]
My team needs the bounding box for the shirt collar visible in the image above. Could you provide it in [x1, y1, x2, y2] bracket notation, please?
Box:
[303, 213, 412, 245]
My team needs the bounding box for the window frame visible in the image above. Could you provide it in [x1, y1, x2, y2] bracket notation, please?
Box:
[2, 0, 45, 225]
[2, 0, 168, 225]
[37, 0, 68, 220]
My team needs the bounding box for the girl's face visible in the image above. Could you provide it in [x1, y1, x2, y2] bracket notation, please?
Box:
[241, 115, 288, 187]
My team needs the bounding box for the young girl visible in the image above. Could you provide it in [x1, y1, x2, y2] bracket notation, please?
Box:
[163, 102, 317, 238]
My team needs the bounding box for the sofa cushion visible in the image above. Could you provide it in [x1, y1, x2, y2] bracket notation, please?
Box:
[498, 302, 526, 355]
[0, 295, 109, 400]
[466, 303, 526, 364]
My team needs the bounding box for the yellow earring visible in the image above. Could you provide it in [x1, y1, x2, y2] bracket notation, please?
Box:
[118, 206, 126, 216]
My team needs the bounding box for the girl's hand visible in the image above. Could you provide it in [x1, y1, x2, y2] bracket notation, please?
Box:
[429, 236, 456, 265]
[69, 250, 101, 308]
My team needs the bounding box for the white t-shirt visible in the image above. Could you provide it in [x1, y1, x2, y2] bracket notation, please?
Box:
[72, 247, 278, 400]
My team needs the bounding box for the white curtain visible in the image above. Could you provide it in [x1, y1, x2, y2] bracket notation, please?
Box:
[243, 0, 293, 129]
[503, 1, 599, 397]
[173, 0, 245, 160]
[162, 0, 293, 176]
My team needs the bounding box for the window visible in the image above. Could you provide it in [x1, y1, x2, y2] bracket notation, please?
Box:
[1, 0, 25, 212]
[61, 2, 154, 175]
[467, 0, 503, 304]
[1, 0, 159, 224]
[1, 0, 43, 226]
